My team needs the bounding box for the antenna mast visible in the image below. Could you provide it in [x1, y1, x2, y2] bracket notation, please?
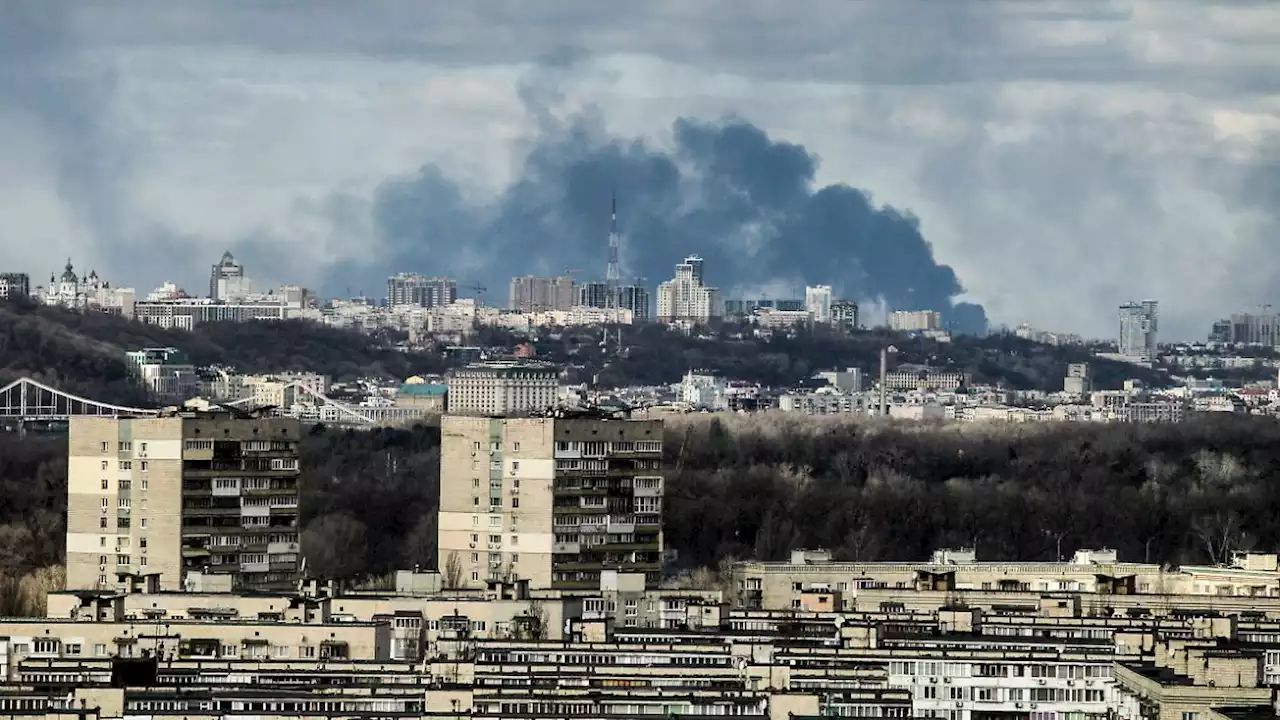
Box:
[606, 191, 620, 310]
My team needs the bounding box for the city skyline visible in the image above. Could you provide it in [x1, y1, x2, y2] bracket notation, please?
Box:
[2, 2, 1279, 340]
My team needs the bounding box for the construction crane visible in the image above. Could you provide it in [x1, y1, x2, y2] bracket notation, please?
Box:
[464, 283, 487, 307]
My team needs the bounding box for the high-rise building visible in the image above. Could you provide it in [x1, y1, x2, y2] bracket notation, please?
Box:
[1227, 312, 1280, 346]
[209, 251, 251, 301]
[577, 281, 611, 309]
[805, 285, 833, 324]
[65, 413, 302, 593]
[831, 300, 859, 331]
[436, 412, 664, 591]
[1118, 300, 1159, 361]
[889, 310, 942, 332]
[617, 285, 651, 322]
[387, 274, 457, 309]
[0, 272, 30, 299]
[508, 276, 576, 313]
[656, 256, 720, 323]
[446, 362, 560, 417]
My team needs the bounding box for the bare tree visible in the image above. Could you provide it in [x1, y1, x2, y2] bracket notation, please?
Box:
[442, 551, 464, 590]
[1191, 511, 1246, 566]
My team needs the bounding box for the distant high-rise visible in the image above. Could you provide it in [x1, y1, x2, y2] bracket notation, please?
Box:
[209, 251, 250, 301]
[831, 300, 859, 331]
[656, 256, 720, 323]
[578, 281, 611, 309]
[387, 274, 457, 309]
[889, 310, 942, 332]
[1118, 300, 1158, 361]
[509, 276, 576, 313]
[618, 285, 651, 322]
[805, 285, 833, 324]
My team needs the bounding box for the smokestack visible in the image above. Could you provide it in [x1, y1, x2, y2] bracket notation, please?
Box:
[879, 347, 888, 417]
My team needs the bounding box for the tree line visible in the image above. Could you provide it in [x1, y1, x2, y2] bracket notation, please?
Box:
[4, 413, 1280, 596]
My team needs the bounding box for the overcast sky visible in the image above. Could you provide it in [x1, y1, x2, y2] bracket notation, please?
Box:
[2, 0, 1278, 340]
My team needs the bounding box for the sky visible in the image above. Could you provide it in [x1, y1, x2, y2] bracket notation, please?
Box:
[1, 0, 1278, 339]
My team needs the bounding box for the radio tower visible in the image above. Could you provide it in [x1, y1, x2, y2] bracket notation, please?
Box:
[605, 191, 621, 309]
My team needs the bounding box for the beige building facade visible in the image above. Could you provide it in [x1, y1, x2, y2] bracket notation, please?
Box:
[438, 413, 664, 592]
[66, 414, 302, 594]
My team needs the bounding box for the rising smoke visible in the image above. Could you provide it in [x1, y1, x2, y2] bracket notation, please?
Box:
[341, 108, 988, 333]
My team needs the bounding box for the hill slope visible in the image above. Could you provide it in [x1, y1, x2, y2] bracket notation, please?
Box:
[0, 298, 448, 405]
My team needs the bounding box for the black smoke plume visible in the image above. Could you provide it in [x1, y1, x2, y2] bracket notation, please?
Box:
[338, 109, 987, 333]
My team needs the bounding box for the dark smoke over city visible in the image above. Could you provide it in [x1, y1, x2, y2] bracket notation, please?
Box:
[335, 112, 988, 334]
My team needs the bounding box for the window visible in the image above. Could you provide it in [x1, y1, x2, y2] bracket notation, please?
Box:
[116, 555, 130, 565]
[140, 557, 147, 566]
[99, 518, 107, 529]
[100, 537, 106, 547]
[512, 554, 519, 563]
[513, 442, 521, 451]
[99, 555, 108, 565]
[139, 442, 147, 453]
[101, 441, 109, 452]
[118, 497, 130, 509]
[141, 478, 147, 490]
[512, 461, 520, 472]
[511, 535, 518, 546]
[93, 644, 107, 657]
[472, 478, 480, 488]
[473, 497, 479, 506]
[471, 553, 479, 562]
[140, 537, 147, 549]
[140, 461, 148, 471]
[101, 460, 109, 470]
[65, 643, 81, 655]
[101, 478, 109, 490]
[140, 518, 147, 529]
[118, 461, 132, 471]
[101, 497, 108, 509]
[471, 572, 479, 580]
[512, 497, 520, 508]
[300, 645, 316, 658]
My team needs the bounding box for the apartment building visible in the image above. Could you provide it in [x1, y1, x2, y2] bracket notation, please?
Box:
[1120, 300, 1160, 361]
[832, 299, 860, 331]
[445, 362, 559, 416]
[508, 275, 576, 312]
[890, 310, 943, 332]
[437, 412, 664, 592]
[386, 273, 456, 309]
[656, 255, 721, 323]
[884, 365, 971, 391]
[65, 413, 302, 593]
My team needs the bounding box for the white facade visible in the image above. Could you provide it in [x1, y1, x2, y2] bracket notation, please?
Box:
[125, 348, 200, 403]
[446, 363, 560, 417]
[805, 285, 832, 324]
[890, 310, 943, 332]
[209, 251, 251, 301]
[1118, 300, 1158, 361]
[887, 656, 1114, 720]
[656, 256, 720, 323]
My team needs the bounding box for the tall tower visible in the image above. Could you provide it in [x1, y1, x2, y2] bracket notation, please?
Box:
[606, 192, 621, 309]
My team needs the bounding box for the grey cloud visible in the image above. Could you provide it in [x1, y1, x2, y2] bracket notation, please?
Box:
[62, 1, 1280, 92]
[339, 102, 987, 332]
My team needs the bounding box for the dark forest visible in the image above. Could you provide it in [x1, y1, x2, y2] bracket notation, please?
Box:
[3, 414, 1278, 584]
